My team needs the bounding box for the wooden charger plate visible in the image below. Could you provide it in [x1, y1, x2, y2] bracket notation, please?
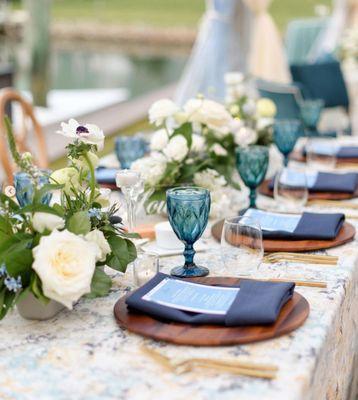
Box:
[290, 150, 358, 166]
[113, 276, 310, 346]
[259, 179, 358, 200]
[211, 220, 355, 252]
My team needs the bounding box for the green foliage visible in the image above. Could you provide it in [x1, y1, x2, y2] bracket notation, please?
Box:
[106, 234, 137, 273]
[66, 211, 91, 235]
[86, 267, 112, 299]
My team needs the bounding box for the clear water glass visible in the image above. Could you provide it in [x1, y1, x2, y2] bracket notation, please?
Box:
[115, 170, 144, 231]
[14, 170, 52, 207]
[236, 145, 269, 208]
[115, 136, 147, 169]
[220, 216, 263, 276]
[306, 138, 337, 170]
[299, 99, 324, 136]
[133, 252, 159, 287]
[273, 119, 301, 166]
[274, 167, 308, 212]
[166, 186, 210, 278]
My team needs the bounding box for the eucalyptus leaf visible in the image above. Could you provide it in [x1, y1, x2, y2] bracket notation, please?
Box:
[66, 211, 91, 235]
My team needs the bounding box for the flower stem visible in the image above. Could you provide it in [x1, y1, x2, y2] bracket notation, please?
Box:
[83, 152, 96, 204]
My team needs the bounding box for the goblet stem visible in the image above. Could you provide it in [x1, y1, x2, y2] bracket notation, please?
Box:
[249, 188, 257, 208]
[125, 195, 136, 232]
[284, 155, 289, 167]
[183, 243, 195, 268]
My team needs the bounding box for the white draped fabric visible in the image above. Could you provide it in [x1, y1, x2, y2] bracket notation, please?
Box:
[175, 0, 252, 105]
[243, 0, 290, 83]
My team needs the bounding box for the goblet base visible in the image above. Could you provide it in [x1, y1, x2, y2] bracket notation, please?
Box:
[170, 265, 209, 278]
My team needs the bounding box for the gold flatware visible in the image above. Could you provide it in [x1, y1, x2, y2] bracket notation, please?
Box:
[141, 345, 278, 379]
[307, 199, 358, 209]
[263, 252, 338, 266]
[238, 277, 327, 288]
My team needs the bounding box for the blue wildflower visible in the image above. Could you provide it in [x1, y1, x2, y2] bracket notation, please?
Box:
[4, 276, 22, 292]
[0, 263, 7, 277]
[88, 208, 102, 219]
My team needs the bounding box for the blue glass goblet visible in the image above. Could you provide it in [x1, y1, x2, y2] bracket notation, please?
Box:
[298, 99, 324, 136]
[14, 170, 52, 207]
[166, 187, 211, 278]
[236, 145, 269, 209]
[273, 119, 301, 166]
[115, 136, 147, 169]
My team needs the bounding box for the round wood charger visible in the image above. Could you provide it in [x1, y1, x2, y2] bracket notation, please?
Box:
[259, 179, 358, 200]
[211, 220, 355, 252]
[290, 150, 358, 165]
[113, 276, 310, 346]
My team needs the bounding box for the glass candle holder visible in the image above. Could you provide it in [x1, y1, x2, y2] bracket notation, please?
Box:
[115, 136, 147, 169]
[236, 145, 269, 209]
[273, 119, 301, 166]
[115, 170, 144, 231]
[166, 187, 210, 278]
[14, 170, 52, 207]
[133, 252, 159, 287]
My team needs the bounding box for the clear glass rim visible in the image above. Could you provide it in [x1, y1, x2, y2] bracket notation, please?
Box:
[166, 186, 210, 199]
[223, 215, 261, 230]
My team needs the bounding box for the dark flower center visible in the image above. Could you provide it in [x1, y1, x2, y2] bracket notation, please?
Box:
[76, 125, 89, 136]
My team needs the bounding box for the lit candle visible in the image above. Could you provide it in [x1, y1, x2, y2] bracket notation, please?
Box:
[115, 170, 140, 188]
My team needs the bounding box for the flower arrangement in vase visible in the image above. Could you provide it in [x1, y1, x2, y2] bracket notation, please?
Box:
[0, 117, 136, 320]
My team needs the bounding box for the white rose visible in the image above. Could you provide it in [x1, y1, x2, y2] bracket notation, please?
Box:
[163, 135, 188, 162]
[184, 98, 233, 137]
[224, 72, 244, 85]
[57, 119, 105, 150]
[150, 129, 169, 151]
[210, 143, 228, 156]
[191, 134, 205, 153]
[32, 230, 98, 309]
[131, 154, 167, 187]
[85, 229, 111, 262]
[148, 99, 179, 126]
[234, 126, 258, 147]
[32, 212, 65, 233]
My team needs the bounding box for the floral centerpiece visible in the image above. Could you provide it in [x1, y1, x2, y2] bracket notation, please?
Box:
[0, 118, 136, 319]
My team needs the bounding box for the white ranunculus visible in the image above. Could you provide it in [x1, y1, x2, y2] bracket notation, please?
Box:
[148, 99, 179, 126]
[184, 98, 233, 137]
[57, 119, 105, 150]
[72, 151, 99, 171]
[210, 143, 228, 156]
[32, 230, 98, 309]
[131, 153, 167, 187]
[242, 99, 257, 116]
[150, 129, 169, 151]
[85, 229, 111, 262]
[224, 72, 244, 85]
[191, 134, 205, 153]
[50, 167, 80, 195]
[256, 98, 277, 118]
[173, 111, 188, 125]
[32, 212, 65, 233]
[163, 135, 189, 162]
[234, 126, 258, 147]
[193, 168, 227, 192]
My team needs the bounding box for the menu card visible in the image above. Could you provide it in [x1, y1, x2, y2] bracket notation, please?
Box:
[308, 142, 338, 156]
[142, 278, 239, 315]
[244, 208, 301, 233]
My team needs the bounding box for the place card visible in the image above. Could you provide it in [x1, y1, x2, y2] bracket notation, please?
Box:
[308, 142, 338, 156]
[278, 169, 318, 189]
[244, 208, 300, 233]
[142, 278, 239, 315]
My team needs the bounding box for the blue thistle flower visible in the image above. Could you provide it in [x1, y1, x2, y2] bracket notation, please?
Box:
[4, 276, 22, 292]
[88, 208, 102, 219]
[0, 263, 7, 277]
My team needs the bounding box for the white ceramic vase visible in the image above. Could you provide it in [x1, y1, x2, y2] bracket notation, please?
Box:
[16, 292, 64, 320]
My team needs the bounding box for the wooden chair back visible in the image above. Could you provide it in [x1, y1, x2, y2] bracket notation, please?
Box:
[0, 88, 48, 184]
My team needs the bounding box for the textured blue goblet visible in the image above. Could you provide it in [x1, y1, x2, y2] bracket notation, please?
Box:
[298, 99, 324, 136]
[236, 145, 269, 209]
[166, 187, 211, 278]
[273, 119, 301, 166]
[14, 170, 52, 207]
[115, 136, 147, 169]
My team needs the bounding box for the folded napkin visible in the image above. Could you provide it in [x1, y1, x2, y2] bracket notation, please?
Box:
[303, 145, 358, 159]
[126, 273, 295, 326]
[244, 209, 345, 240]
[269, 172, 358, 193]
[95, 167, 118, 184]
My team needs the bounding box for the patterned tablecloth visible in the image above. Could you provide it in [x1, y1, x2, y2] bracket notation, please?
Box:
[0, 185, 358, 400]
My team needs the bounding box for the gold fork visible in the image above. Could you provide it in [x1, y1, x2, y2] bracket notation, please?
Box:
[141, 345, 278, 379]
[263, 252, 338, 266]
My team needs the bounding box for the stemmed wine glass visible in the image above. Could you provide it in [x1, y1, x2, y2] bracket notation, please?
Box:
[166, 187, 210, 278]
[273, 119, 301, 166]
[298, 99, 324, 136]
[236, 145, 269, 209]
[115, 136, 147, 169]
[14, 170, 52, 207]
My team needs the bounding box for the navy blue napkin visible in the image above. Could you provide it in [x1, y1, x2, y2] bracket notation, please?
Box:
[337, 146, 358, 159]
[262, 212, 344, 240]
[95, 167, 118, 184]
[125, 273, 295, 326]
[269, 172, 358, 193]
